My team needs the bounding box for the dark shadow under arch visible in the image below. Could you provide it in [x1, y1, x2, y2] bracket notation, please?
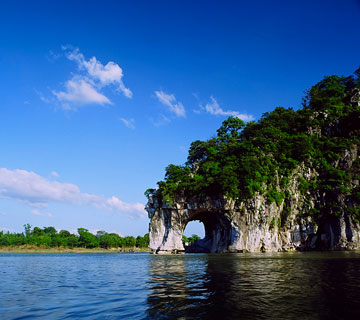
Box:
[183, 210, 232, 253]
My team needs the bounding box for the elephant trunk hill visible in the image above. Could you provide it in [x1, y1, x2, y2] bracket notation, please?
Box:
[146, 68, 360, 253]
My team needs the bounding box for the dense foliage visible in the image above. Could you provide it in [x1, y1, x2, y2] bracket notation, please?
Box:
[0, 224, 149, 249]
[182, 234, 201, 244]
[151, 68, 360, 222]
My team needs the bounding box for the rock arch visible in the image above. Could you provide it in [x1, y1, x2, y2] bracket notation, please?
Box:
[146, 188, 360, 253]
[146, 192, 240, 254]
[184, 210, 232, 253]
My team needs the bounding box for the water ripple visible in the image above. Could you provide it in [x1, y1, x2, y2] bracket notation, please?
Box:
[1, 252, 360, 319]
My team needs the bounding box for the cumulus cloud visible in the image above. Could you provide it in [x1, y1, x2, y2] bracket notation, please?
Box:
[52, 47, 132, 109]
[0, 168, 100, 205]
[119, 117, 135, 129]
[106, 196, 146, 218]
[53, 77, 111, 106]
[204, 96, 254, 122]
[154, 90, 186, 117]
[0, 168, 145, 218]
[65, 48, 132, 98]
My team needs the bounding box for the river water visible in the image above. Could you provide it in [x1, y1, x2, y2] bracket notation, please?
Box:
[1, 252, 360, 319]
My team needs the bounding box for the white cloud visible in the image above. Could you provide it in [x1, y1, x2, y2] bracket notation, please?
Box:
[154, 90, 186, 117]
[0, 168, 99, 205]
[106, 196, 146, 218]
[52, 47, 132, 109]
[0, 168, 145, 218]
[0, 212, 7, 216]
[119, 117, 135, 129]
[65, 48, 132, 98]
[53, 77, 111, 107]
[204, 96, 254, 122]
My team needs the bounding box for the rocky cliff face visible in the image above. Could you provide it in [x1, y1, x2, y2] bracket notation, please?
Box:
[146, 143, 360, 254]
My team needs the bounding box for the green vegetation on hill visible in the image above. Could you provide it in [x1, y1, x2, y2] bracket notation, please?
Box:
[149, 68, 360, 222]
[0, 224, 149, 249]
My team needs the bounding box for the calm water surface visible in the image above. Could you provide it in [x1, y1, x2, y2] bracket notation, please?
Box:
[1, 252, 360, 319]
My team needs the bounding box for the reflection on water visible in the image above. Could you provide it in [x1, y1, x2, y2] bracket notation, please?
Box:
[0, 252, 360, 319]
[147, 255, 209, 319]
[147, 252, 360, 319]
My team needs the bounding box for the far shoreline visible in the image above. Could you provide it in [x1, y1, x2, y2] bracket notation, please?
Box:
[0, 245, 151, 253]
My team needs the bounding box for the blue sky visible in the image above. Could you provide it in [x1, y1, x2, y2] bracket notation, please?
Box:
[1, 0, 360, 237]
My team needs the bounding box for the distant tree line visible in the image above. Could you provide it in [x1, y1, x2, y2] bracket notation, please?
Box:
[182, 234, 201, 244]
[0, 224, 149, 249]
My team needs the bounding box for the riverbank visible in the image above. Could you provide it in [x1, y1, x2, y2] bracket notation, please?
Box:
[0, 245, 151, 253]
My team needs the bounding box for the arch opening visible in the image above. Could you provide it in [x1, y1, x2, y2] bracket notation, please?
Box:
[182, 220, 205, 251]
[182, 210, 232, 253]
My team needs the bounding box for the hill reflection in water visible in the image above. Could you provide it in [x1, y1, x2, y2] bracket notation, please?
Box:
[146, 252, 360, 319]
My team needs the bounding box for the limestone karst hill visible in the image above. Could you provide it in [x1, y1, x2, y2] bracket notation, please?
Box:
[146, 68, 360, 253]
